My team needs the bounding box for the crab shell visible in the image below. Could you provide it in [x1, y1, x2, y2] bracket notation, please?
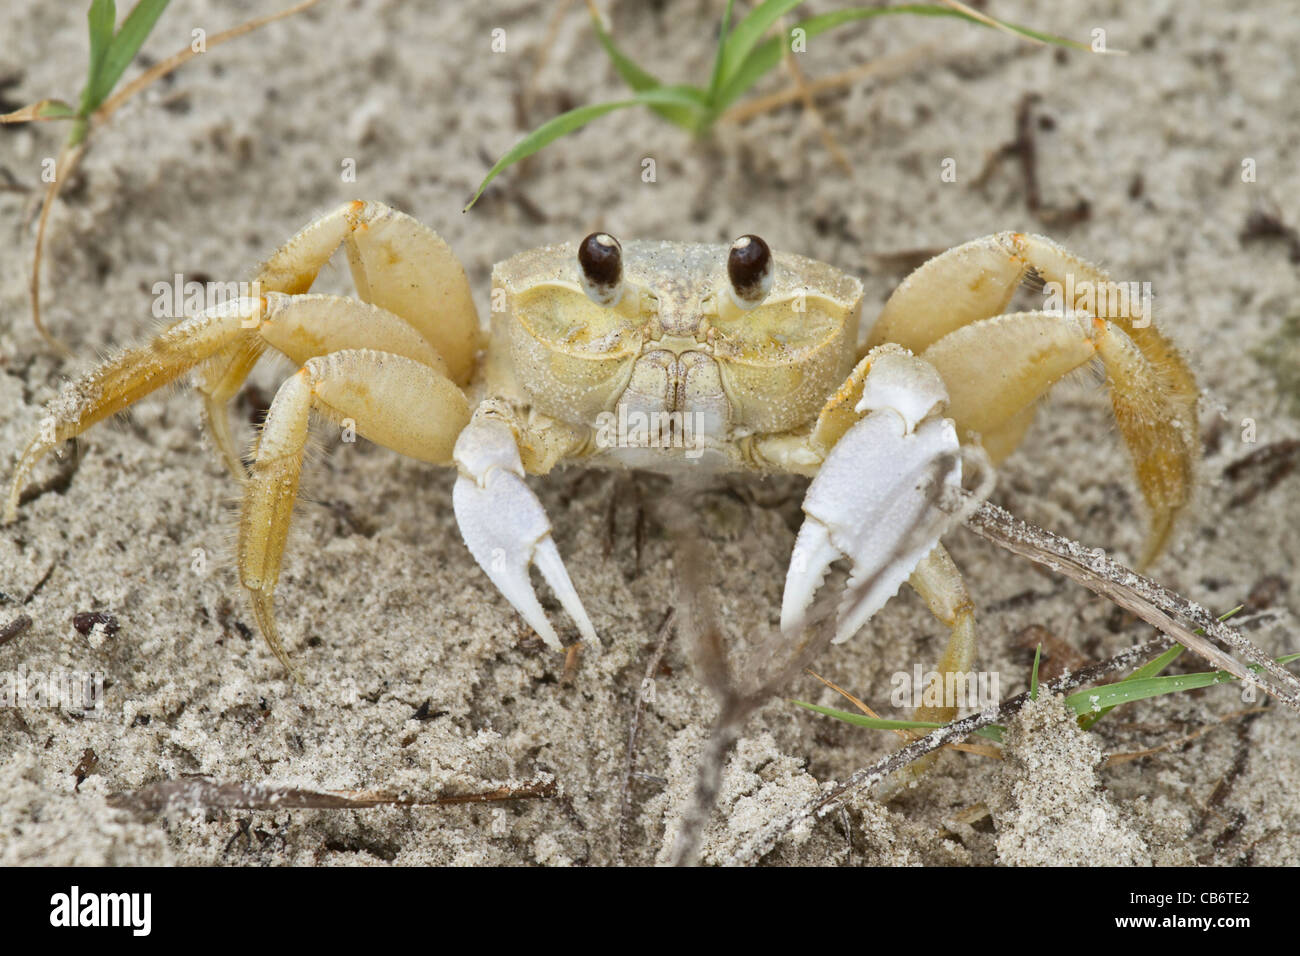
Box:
[487, 240, 864, 471]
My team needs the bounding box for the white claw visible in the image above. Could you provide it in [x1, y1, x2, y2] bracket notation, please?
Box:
[780, 520, 839, 635]
[452, 418, 597, 651]
[782, 351, 965, 644]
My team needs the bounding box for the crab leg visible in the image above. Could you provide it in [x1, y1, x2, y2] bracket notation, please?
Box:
[842, 543, 983, 790]
[907, 545, 977, 726]
[867, 232, 1198, 566]
[451, 413, 597, 652]
[781, 350, 966, 643]
[238, 349, 469, 675]
[922, 308, 1194, 565]
[212, 289, 455, 478]
[865, 233, 1032, 354]
[255, 292, 451, 376]
[199, 338, 268, 478]
[4, 296, 264, 524]
[5, 291, 460, 526]
[201, 201, 482, 476]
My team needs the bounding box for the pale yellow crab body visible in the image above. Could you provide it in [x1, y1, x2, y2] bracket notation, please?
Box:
[487, 239, 862, 474]
[6, 202, 1199, 734]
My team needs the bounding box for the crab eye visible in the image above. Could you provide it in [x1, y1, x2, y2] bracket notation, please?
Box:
[578, 232, 624, 307]
[726, 234, 773, 309]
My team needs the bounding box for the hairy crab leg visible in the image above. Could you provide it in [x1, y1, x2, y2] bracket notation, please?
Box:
[5, 296, 264, 524]
[6, 291, 459, 526]
[922, 308, 1195, 565]
[238, 348, 469, 676]
[201, 201, 481, 476]
[907, 545, 978, 728]
[867, 232, 1198, 566]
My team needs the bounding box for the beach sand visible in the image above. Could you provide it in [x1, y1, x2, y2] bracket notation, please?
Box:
[1, 0, 1297, 865]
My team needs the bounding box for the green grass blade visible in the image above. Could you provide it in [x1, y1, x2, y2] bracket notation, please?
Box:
[791, 699, 1004, 742]
[87, 0, 171, 112]
[1029, 643, 1042, 700]
[588, 9, 660, 90]
[977, 17, 1094, 49]
[465, 85, 708, 210]
[705, 0, 739, 105]
[1077, 644, 1184, 730]
[898, 3, 1092, 50]
[714, 0, 805, 99]
[715, 4, 1090, 113]
[587, 7, 700, 129]
[1068, 674, 1228, 714]
[1066, 652, 1300, 717]
[1078, 605, 1243, 731]
[78, 0, 117, 115]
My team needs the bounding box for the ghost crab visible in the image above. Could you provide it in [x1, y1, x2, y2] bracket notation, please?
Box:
[6, 201, 1198, 726]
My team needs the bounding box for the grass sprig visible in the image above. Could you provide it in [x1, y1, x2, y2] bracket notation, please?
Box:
[793, 607, 1293, 747]
[466, 0, 1094, 209]
[2, 0, 324, 353]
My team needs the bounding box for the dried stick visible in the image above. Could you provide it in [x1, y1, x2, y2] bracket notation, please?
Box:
[721, 44, 936, 125]
[0, 614, 33, 647]
[27, 143, 83, 354]
[724, 636, 1173, 866]
[616, 606, 676, 860]
[775, 15, 852, 174]
[964, 502, 1300, 711]
[663, 497, 840, 867]
[107, 776, 556, 813]
[726, 500, 1300, 864]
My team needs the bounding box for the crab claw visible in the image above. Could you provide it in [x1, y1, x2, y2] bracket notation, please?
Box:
[782, 352, 965, 644]
[453, 417, 597, 651]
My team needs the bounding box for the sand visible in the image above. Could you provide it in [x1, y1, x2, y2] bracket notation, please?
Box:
[0, 0, 1297, 866]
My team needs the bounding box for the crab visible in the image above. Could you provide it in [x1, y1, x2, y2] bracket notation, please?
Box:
[5, 201, 1199, 724]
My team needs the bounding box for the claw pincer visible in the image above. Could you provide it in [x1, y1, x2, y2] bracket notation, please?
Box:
[782, 352, 964, 643]
[452, 416, 597, 651]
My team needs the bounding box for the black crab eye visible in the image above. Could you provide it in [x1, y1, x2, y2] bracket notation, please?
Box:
[578, 232, 624, 306]
[726, 234, 773, 309]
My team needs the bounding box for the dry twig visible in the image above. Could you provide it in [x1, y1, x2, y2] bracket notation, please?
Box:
[725, 635, 1173, 865]
[107, 775, 556, 813]
[616, 606, 676, 860]
[18, 0, 325, 351]
[964, 502, 1300, 710]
